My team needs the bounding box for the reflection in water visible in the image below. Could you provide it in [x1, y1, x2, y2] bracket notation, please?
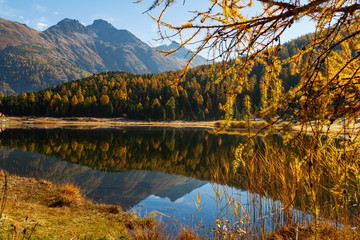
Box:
[0, 127, 352, 236]
[133, 183, 309, 234]
[0, 128, 244, 211]
[0, 146, 307, 235]
[0, 148, 206, 210]
[0, 128, 243, 185]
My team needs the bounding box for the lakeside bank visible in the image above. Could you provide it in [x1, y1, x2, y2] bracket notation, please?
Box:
[1, 117, 356, 135]
[0, 171, 161, 239]
[0, 117, 218, 130]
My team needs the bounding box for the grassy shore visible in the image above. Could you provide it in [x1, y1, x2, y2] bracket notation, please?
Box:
[1, 117, 359, 239]
[0, 171, 159, 239]
[0, 169, 358, 239]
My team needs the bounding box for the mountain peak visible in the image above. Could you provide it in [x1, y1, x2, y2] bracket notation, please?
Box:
[50, 18, 88, 34]
[87, 19, 140, 46]
[155, 41, 208, 66]
[89, 19, 115, 30]
[169, 41, 180, 49]
[57, 18, 82, 27]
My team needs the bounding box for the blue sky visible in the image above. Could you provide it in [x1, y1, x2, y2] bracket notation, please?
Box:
[0, 0, 211, 46]
[0, 0, 314, 47]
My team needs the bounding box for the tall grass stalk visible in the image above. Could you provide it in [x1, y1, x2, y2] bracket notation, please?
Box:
[190, 126, 360, 239]
[227, 131, 360, 238]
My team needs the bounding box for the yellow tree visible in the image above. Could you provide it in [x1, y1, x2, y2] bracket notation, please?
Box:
[71, 95, 78, 108]
[28, 93, 36, 103]
[76, 89, 84, 104]
[43, 91, 52, 102]
[60, 95, 70, 114]
[140, 0, 360, 131]
[21, 93, 27, 101]
[100, 95, 110, 105]
[140, 1, 360, 236]
[50, 93, 62, 113]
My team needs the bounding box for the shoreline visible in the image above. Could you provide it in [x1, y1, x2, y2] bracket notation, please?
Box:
[1, 116, 358, 137]
[0, 116, 218, 130]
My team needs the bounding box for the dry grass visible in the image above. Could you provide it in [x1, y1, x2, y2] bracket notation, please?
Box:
[57, 184, 83, 206]
[178, 227, 202, 240]
[266, 222, 360, 240]
[130, 223, 170, 240]
[59, 184, 81, 196]
[232, 133, 360, 240]
[0, 173, 156, 239]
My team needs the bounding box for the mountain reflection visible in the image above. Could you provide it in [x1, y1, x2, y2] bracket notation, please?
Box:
[0, 128, 244, 209]
[1, 127, 359, 232]
[0, 127, 355, 225]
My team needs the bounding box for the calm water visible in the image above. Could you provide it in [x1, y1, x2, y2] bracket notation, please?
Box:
[0, 127, 308, 235]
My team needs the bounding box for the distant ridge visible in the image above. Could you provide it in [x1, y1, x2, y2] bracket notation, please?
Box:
[0, 18, 206, 94]
[156, 41, 207, 66]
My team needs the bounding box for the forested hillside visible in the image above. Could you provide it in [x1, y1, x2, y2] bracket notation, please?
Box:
[0, 33, 312, 120]
[1, 68, 221, 120]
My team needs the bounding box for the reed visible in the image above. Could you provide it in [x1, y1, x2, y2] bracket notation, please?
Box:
[138, 129, 360, 239]
[225, 130, 360, 239]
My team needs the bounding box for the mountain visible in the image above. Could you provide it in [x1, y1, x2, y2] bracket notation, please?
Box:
[156, 41, 207, 66]
[0, 18, 206, 94]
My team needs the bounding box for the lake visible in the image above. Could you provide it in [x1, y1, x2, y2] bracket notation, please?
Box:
[0, 127, 354, 237]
